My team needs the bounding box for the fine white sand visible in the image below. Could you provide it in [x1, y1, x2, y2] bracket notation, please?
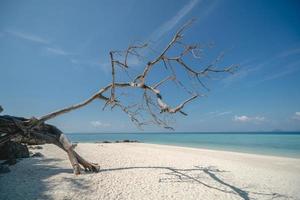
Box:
[0, 143, 300, 200]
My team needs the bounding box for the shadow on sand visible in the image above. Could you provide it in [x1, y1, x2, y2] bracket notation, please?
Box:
[0, 157, 90, 200]
[100, 166, 292, 200]
[0, 157, 293, 200]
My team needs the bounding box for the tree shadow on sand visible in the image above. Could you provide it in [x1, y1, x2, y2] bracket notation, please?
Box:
[0, 157, 295, 200]
[0, 156, 91, 200]
[100, 166, 293, 200]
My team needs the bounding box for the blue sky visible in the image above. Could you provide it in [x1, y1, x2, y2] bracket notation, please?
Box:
[0, 0, 300, 132]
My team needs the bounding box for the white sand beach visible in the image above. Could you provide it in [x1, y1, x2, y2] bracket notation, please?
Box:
[0, 143, 300, 200]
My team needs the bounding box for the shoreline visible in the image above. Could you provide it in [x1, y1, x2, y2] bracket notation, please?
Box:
[67, 131, 300, 134]
[126, 142, 300, 161]
[67, 132, 300, 159]
[81, 140, 300, 159]
[1, 142, 300, 200]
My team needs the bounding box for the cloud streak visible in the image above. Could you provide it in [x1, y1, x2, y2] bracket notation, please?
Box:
[279, 48, 300, 58]
[6, 30, 50, 44]
[252, 60, 300, 85]
[46, 47, 73, 56]
[215, 111, 232, 116]
[90, 120, 111, 128]
[233, 115, 265, 123]
[6, 29, 77, 58]
[223, 47, 300, 87]
[200, 111, 232, 120]
[208, 110, 232, 117]
[150, 0, 200, 41]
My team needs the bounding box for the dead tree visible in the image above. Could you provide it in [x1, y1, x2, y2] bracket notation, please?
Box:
[0, 20, 237, 174]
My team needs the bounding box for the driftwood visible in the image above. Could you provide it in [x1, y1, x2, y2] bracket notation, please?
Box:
[0, 20, 236, 174]
[0, 115, 99, 174]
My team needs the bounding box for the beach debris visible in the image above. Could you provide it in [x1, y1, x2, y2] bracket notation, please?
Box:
[97, 140, 140, 143]
[96, 139, 140, 144]
[117, 140, 140, 143]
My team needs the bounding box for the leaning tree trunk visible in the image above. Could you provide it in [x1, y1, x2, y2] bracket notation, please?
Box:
[0, 115, 99, 174]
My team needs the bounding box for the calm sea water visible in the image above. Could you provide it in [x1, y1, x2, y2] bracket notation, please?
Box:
[66, 132, 300, 158]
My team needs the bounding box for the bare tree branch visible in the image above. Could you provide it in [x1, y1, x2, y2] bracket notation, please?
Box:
[37, 19, 236, 129]
[1, 19, 237, 174]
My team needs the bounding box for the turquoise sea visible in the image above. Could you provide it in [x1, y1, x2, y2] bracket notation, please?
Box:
[66, 132, 300, 158]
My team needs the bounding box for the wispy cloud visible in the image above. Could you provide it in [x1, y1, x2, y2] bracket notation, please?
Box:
[150, 0, 221, 41]
[279, 48, 300, 58]
[70, 58, 112, 73]
[125, 56, 141, 67]
[222, 63, 261, 86]
[46, 47, 73, 56]
[215, 111, 232, 116]
[252, 60, 300, 85]
[203, 110, 232, 119]
[234, 115, 249, 122]
[5, 29, 107, 73]
[90, 120, 111, 128]
[224, 47, 300, 87]
[292, 112, 300, 120]
[150, 0, 200, 41]
[6, 29, 76, 57]
[233, 115, 265, 123]
[6, 30, 50, 44]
